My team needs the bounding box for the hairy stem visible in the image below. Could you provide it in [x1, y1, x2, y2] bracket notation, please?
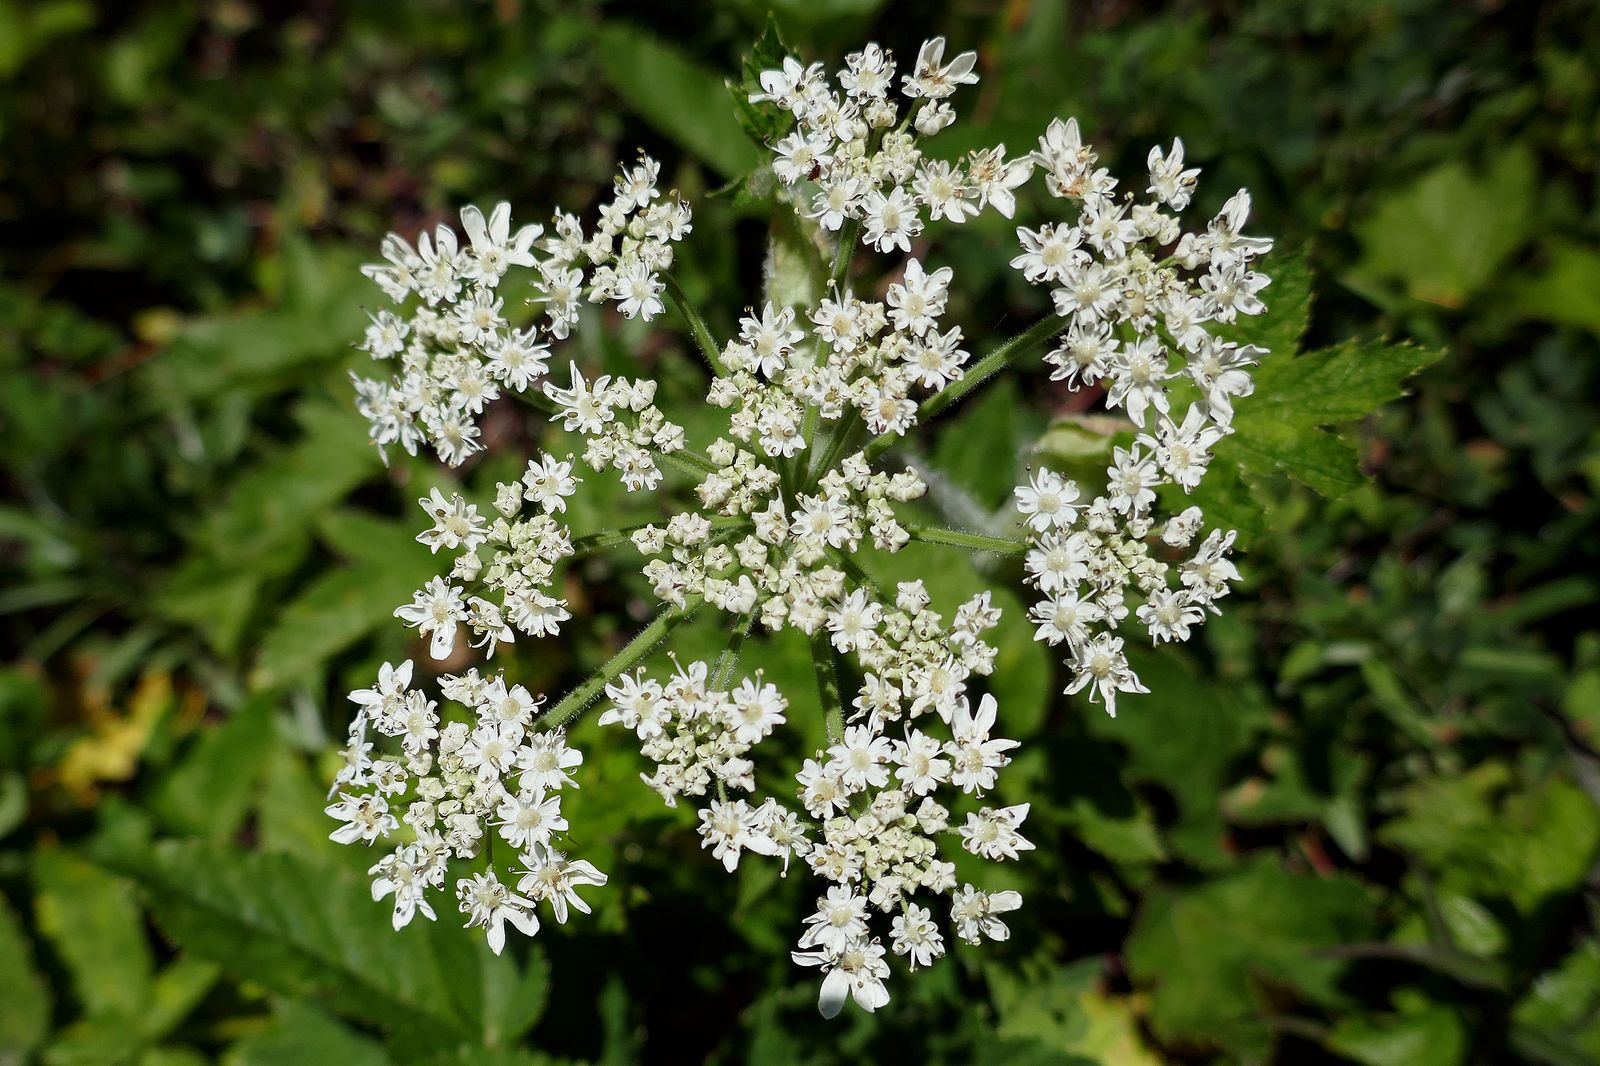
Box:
[808, 627, 845, 744]
[569, 518, 750, 557]
[663, 273, 727, 377]
[864, 313, 1067, 461]
[538, 599, 702, 728]
[904, 523, 1029, 557]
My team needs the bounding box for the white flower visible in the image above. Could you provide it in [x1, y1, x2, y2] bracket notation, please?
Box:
[457, 871, 539, 955]
[394, 577, 468, 660]
[890, 902, 944, 969]
[1063, 632, 1148, 717]
[1014, 468, 1081, 533]
[416, 488, 488, 555]
[958, 803, 1035, 860]
[861, 186, 922, 253]
[697, 799, 780, 872]
[902, 37, 979, 100]
[523, 454, 580, 512]
[792, 937, 891, 1018]
[516, 842, 608, 923]
[950, 884, 1022, 944]
[947, 693, 1018, 794]
[518, 731, 582, 791]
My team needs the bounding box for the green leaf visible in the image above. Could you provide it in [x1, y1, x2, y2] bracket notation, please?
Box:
[478, 943, 551, 1049]
[251, 510, 439, 690]
[121, 840, 479, 1042]
[33, 847, 154, 1021]
[1224, 339, 1442, 497]
[1086, 649, 1269, 866]
[223, 999, 392, 1066]
[1352, 145, 1537, 308]
[1126, 858, 1374, 1058]
[1225, 244, 1313, 358]
[595, 26, 760, 180]
[144, 240, 372, 403]
[1512, 941, 1600, 1065]
[1380, 766, 1600, 915]
[1506, 241, 1600, 336]
[150, 695, 277, 840]
[156, 398, 377, 655]
[0, 892, 51, 1057]
[1326, 1004, 1468, 1066]
[727, 14, 794, 149]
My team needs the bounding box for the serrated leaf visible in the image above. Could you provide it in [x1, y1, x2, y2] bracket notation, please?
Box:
[0, 892, 51, 1057]
[1352, 146, 1537, 308]
[595, 26, 760, 180]
[251, 510, 438, 690]
[157, 399, 377, 655]
[728, 14, 794, 149]
[1210, 339, 1442, 518]
[34, 847, 154, 1022]
[121, 840, 478, 1042]
[1126, 858, 1374, 1058]
[223, 999, 392, 1066]
[150, 695, 277, 840]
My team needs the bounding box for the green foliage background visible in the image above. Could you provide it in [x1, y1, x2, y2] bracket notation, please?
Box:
[2, 1, 1598, 1063]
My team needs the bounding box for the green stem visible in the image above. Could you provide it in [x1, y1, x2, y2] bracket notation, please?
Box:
[663, 273, 726, 377]
[661, 447, 718, 479]
[711, 610, 759, 692]
[904, 524, 1029, 557]
[538, 599, 702, 728]
[828, 217, 860, 289]
[807, 407, 862, 484]
[569, 518, 750, 557]
[864, 313, 1067, 461]
[808, 627, 845, 745]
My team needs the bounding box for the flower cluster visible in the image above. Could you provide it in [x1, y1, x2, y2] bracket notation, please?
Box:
[395, 453, 581, 661]
[326, 661, 604, 951]
[333, 32, 1274, 1019]
[1006, 119, 1269, 716]
[596, 584, 1028, 1019]
[353, 156, 691, 466]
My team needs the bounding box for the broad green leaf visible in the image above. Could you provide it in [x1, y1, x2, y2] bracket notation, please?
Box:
[595, 26, 760, 180]
[157, 398, 377, 655]
[123, 840, 478, 1042]
[223, 999, 392, 1066]
[150, 695, 277, 840]
[251, 510, 438, 690]
[1352, 145, 1537, 308]
[1086, 649, 1269, 867]
[0, 893, 51, 1057]
[1380, 766, 1600, 915]
[1512, 941, 1600, 1064]
[1506, 241, 1600, 336]
[1125, 858, 1374, 1058]
[34, 847, 154, 1021]
[1326, 1004, 1467, 1066]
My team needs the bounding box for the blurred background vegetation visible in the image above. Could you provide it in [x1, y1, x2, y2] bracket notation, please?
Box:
[2, 1, 1598, 1063]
